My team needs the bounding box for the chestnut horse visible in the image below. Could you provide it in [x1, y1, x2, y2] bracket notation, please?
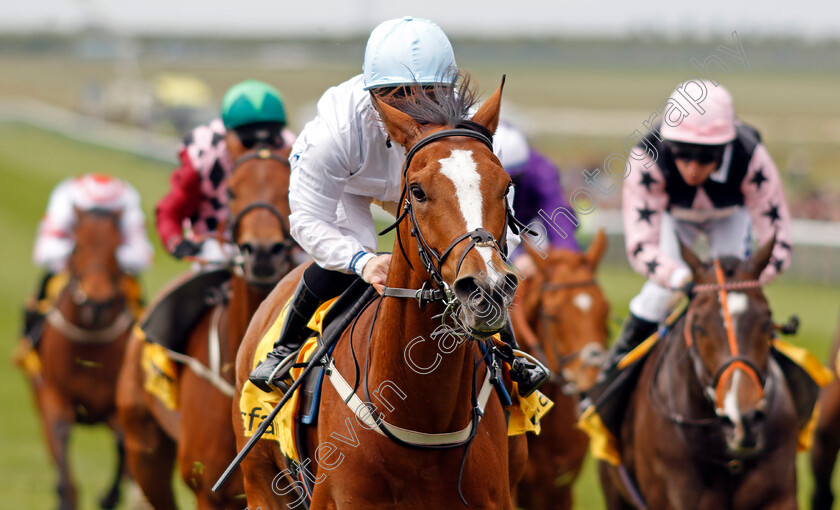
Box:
[599, 240, 799, 510]
[810, 315, 840, 510]
[233, 78, 528, 509]
[25, 208, 134, 510]
[117, 144, 295, 509]
[512, 230, 610, 510]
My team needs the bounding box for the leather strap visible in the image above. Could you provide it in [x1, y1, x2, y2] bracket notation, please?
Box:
[326, 358, 494, 447]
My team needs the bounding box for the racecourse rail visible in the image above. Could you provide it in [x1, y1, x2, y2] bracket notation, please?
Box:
[3, 96, 839, 282]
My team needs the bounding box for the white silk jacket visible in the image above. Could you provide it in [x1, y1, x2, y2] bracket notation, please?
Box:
[289, 74, 518, 275]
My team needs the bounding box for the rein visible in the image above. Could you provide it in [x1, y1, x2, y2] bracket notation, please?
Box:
[380, 127, 533, 311]
[50, 267, 132, 344]
[684, 260, 765, 412]
[536, 278, 605, 395]
[225, 146, 297, 277]
[646, 261, 771, 469]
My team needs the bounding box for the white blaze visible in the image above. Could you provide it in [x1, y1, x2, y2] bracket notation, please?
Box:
[573, 292, 593, 312]
[723, 369, 746, 443]
[438, 149, 502, 284]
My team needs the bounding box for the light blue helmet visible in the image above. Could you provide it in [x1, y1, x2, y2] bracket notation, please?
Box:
[362, 16, 457, 91]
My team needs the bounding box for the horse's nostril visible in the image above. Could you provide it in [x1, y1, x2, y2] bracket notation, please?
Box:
[270, 242, 287, 256]
[502, 273, 518, 296]
[453, 276, 481, 303]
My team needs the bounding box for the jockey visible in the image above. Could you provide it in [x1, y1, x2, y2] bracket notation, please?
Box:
[601, 80, 793, 377]
[155, 79, 296, 263]
[249, 16, 549, 396]
[141, 80, 298, 351]
[23, 174, 153, 346]
[494, 120, 579, 276]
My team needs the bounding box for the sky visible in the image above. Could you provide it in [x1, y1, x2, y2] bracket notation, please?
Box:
[1, 0, 838, 40]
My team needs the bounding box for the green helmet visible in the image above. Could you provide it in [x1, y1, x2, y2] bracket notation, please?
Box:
[221, 80, 286, 129]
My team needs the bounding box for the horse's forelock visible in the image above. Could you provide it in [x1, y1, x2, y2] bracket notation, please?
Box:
[387, 71, 479, 129]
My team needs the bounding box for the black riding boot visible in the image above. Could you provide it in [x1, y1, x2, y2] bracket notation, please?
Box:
[23, 272, 53, 350]
[599, 313, 658, 380]
[22, 307, 46, 349]
[249, 278, 323, 393]
[579, 313, 658, 432]
[500, 321, 550, 397]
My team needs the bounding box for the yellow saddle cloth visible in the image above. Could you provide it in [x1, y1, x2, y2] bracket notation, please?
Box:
[579, 335, 833, 466]
[238, 296, 553, 462]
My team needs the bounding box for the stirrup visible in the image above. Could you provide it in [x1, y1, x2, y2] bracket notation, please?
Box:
[510, 349, 551, 397]
[267, 350, 299, 392]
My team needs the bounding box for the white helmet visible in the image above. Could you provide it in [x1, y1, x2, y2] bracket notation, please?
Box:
[363, 16, 457, 91]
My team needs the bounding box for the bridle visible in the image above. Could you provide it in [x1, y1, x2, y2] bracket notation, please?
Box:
[225, 146, 297, 278]
[649, 260, 770, 432]
[683, 260, 766, 415]
[380, 127, 533, 314]
[536, 278, 606, 395]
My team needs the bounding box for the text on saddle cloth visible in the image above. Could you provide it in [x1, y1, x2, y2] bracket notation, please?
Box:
[239, 295, 554, 461]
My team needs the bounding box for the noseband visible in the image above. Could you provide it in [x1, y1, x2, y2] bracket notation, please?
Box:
[380, 128, 533, 310]
[683, 260, 766, 414]
[536, 279, 606, 394]
[226, 146, 297, 275]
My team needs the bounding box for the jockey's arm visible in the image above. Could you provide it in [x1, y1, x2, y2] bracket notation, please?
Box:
[525, 149, 579, 251]
[33, 179, 75, 273]
[288, 116, 376, 277]
[742, 144, 793, 283]
[622, 156, 688, 289]
[156, 148, 202, 253]
[117, 184, 154, 274]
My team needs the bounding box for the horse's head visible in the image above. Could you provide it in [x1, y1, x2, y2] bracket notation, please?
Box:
[225, 140, 294, 290]
[680, 238, 776, 456]
[68, 208, 124, 328]
[375, 76, 518, 337]
[524, 230, 610, 393]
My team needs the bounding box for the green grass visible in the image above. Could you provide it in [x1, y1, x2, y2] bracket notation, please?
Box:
[1, 122, 839, 508]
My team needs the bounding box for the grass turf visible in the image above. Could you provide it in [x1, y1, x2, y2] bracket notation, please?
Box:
[0, 122, 838, 508]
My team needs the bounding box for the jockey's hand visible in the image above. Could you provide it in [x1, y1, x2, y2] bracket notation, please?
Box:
[362, 254, 391, 294]
[669, 267, 694, 300]
[172, 239, 201, 259]
[195, 238, 233, 264]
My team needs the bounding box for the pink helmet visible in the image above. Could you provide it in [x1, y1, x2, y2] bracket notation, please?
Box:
[660, 80, 736, 145]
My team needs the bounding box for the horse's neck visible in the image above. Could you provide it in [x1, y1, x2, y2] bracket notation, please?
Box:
[226, 276, 270, 358]
[368, 259, 481, 431]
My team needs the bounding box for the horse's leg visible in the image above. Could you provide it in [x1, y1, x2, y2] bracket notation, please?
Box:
[38, 384, 77, 510]
[812, 378, 840, 510]
[117, 335, 178, 510]
[98, 415, 126, 509]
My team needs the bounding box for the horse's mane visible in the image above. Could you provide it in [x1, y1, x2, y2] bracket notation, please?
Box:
[384, 70, 491, 138]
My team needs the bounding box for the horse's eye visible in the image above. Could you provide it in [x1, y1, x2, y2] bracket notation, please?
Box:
[410, 185, 427, 202]
[227, 189, 235, 200]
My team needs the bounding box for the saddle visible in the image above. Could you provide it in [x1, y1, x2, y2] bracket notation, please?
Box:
[140, 268, 231, 353]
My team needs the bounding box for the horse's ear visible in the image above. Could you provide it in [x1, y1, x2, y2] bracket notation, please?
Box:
[678, 239, 704, 278]
[747, 234, 776, 279]
[522, 241, 551, 273]
[225, 131, 246, 160]
[584, 229, 607, 270]
[470, 76, 505, 134]
[371, 93, 423, 149]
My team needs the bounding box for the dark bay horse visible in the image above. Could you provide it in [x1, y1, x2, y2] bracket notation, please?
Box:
[233, 78, 527, 509]
[810, 316, 840, 510]
[512, 230, 610, 510]
[599, 239, 800, 510]
[25, 208, 134, 510]
[117, 142, 296, 509]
